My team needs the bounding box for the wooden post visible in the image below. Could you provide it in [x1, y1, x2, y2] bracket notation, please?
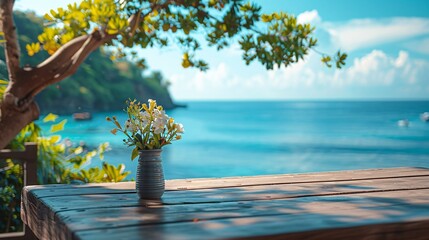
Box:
[0, 142, 38, 185]
[22, 143, 38, 186]
[0, 142, 38, 239]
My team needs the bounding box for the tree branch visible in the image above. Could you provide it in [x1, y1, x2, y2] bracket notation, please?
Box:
[2, 2, 174, 110]
[2, 29, 113, 112]
[0, 0, 20, 82]
[29, 29, 114, 97]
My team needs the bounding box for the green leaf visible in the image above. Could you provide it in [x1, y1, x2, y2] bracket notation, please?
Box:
[131, 147, 139, 161]
[50, 119, 67, 133]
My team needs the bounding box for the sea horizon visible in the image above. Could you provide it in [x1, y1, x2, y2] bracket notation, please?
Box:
[39, 99, 429, 115]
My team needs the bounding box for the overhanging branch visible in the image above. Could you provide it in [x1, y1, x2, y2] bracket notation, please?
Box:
[3, 4, 167, 108]
[28, 30, 114, 98]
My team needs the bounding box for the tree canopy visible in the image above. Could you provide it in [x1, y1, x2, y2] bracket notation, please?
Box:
[0, 11, 175, 113]
[27, 0, 346, 70]
[0, 0, 346, 149]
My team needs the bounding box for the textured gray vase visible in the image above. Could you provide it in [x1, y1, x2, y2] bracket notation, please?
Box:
[136, 149, 165, 199]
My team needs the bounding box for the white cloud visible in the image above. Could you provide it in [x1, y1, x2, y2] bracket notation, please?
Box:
[161, 10, 429, 100]
[258, 50, 425, 88]
[326, 18, 429, 51]
[169, 62, 244, 99]
[335, 50, 396, 86]
[168, 50, 429, 100]
[297, 10, 321, 24]
[394, 51, 408, 68]
[404, 37, 429, 55]
[225, 43, 242, 57]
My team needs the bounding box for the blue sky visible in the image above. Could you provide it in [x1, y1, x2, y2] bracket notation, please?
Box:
[15, 0, 429, 100]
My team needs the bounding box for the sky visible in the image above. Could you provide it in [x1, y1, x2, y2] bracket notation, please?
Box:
[15, 0, 429, 101]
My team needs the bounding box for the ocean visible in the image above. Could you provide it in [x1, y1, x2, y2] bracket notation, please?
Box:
[36, 101, 429, 180]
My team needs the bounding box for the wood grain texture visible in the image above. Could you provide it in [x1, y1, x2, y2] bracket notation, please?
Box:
[21, 167, 429, 240]
[25, 167, 429, 194]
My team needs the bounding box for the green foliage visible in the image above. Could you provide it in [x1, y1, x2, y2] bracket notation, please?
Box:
[25, 0, 346, 72]
[0, 81, 131, 232]
[0, 160, 23, 233]
[102, 162, 129, 182]
[0, 118, 131, 232]
[321, 51, 348, 68]
[0, 11, 176, 114]
[107, 99, 184, 160]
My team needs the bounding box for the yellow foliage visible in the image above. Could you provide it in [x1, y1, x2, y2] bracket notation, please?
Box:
[50, 9, 57, 18]
[107, 16, 127, 35]
[67, 3, 78, 12]
[43, 41, 60, 55]
[49, 135, 61, 144]
[79, 1, 91, 10]
[50, 119, 67, 133]
[74, 146, 83, 155]
[68, 11, 86, 23]
[26, 42, 40, 56]
[60, 32, 75, 45]
[43, 113, 59, 123]
[182, 53, 192, 68]
[44, 13, 53, 21]
[143, 24, 151, 33]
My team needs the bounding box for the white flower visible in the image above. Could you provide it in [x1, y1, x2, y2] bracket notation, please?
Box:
[124, 119, 137, 132]
[139, 111, 151, 126]
[153, 109, 168, 122]
[175, 123, 184, 133]
[152, 118, 165, 134]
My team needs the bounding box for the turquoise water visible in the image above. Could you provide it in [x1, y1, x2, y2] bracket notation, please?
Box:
[37, 101, 429, 180]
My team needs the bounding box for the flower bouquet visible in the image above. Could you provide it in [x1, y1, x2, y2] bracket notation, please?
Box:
[107, 99, 184, 159]
[107, 99, 184, 199]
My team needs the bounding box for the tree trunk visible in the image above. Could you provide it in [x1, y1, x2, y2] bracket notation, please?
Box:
[0, 95, 40, 148]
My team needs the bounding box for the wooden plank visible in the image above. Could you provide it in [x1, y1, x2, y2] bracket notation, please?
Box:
[164, 167, 429, 188]
[21, 168, 429, 240]
[27, 175, 429, 212]
[22, 174, 429, 240]
[25, 189, 429, 240]
[75, 219, 429, 240]
[71, 189, 429, 240]
[59, 189, 429, 232]
[25, 167, 429, 198]
[0, 143, 38, 161]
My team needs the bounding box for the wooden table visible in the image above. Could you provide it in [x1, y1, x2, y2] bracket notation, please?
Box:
[21, 167, 429, 240]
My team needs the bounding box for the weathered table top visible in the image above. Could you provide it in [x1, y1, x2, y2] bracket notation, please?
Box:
[22, 167, 429, 240]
